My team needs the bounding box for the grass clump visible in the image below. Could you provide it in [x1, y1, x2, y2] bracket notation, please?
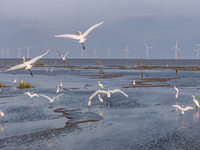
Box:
[0, 83, 11, 88]
[17, 79, 35, 89]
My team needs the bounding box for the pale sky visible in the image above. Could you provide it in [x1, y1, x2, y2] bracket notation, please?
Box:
[1, 0, 200, 59]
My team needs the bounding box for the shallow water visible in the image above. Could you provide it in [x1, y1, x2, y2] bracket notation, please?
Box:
[0, 59, 200, 149]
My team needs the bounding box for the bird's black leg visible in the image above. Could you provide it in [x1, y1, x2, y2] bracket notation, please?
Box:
[29, 69, 33, 76]
[82, 43, 85, 50]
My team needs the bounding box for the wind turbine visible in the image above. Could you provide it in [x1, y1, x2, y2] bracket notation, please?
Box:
[123, 45, 129, 59]
[2, 48, 5, 58]
[106, 46, 111, 59]
[170, 40, 181, 59]
[80, 50, 84, 59]
[144, 42, 153, 59]
[24, 45, 32, 59]
[194, 48, 200, 59]
[7, 49, 9, 58]
[16, 47, 23, 58]
[93, 50, 96, 59]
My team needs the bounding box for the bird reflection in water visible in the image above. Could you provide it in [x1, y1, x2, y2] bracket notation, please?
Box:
[193, 111, 199, 123]
[99, 106, 103, 117]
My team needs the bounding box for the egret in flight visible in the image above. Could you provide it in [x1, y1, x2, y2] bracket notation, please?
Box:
[2, 50, 49, 76]
[172, 105, 194, 114]
[24, 92, 39, 98]
[55, 21, 103, 50]
[39, 93, 64, 103]
[191, 95, 199, 110]
[89, 89, 128, 100]
[57, 50, 70, 63]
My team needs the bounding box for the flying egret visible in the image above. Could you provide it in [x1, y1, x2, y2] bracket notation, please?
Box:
[55, 21, 103, 50]
[2, 50, 49, 76]
[39, 93, 64, 103]
[174, 86, 179, 93]
[191, 95, 199, 110]
[13, 78, 17, 84]
[89, 89, 128, 100]
[57, 50, 70, 62]
[98, 81, 104, 89]
[172, 105, 194, 114]
[24, 92, 39, 98]
[98, 95, 103, 103]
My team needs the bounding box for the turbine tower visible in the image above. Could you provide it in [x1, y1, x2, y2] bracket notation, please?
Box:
[123, 45, 129, 59]
[194, 48, 200, 59]
[16, 47, 23, 58]
[80, 50, 84, 59]
[93, 50, 96, 59]
[144, 42, 153, 59]
[2, 48, 5, 58]
[7, 49, 9, 58]
[24, 45, 32, 59]
[170, 40, 181, 59]
[106, 46, 111, 59]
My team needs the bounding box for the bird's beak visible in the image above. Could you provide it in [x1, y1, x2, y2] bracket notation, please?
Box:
[20, 57, 23, 59]
[76, 31, 80, 34]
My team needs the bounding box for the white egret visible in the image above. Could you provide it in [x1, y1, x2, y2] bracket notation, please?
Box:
[39, 93, 64, 103]
[56, 88, 59, 94]
[172, 105, 194, 114]
[2, 50, 49, 76]
[89, 89, 128, 100]
[55, 21, 103, 50]
[98, 81, 104, 89]
[60, 82, 62, 88]
[57, 50, 70, 62]
[0, 110, 4, 121]
[88, 100, 91, 106]
[24, 92, 39, 98]
[174, 86, 179, 93]
[98, 95, 103, 103]
[133, 80, 136, 85]
[13, 78, 17, 84]
[191, 95, 199, 110]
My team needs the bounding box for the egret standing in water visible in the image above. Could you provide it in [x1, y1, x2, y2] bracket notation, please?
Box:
[133, 80, 136, 85]
[13, 78, 17, 84]
[98, 95, 103, 103]
[0, 110, 4, 121]
[98, 81, 104, 89]
[55, 22, 103, 50]
[191, 95, 199, 111]
[2, 50, 49, 76]
[174, 86, 179, 93]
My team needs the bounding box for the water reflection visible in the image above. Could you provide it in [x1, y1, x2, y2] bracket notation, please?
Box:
[181, 119, 184, 129]
[1, 122, 4, 136]
[193, 111, 199, 123]
[99, 106, 103, 117]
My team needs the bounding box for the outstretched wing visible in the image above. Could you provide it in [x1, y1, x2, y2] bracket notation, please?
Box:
[82, 21, 103, 38]
[3, 63, 27, 72]
[183, 106, 194, 111]
[64, 51, 70, 58]
[56, 50, 62, 56]
[172, 105, 182, 110]
[24, 92, 30, 96]
[28, 50, 49, 65]
[33, 93, 39, 97]
[55, 34, 80, 40]
[110, 89, 128, 97]
[39, 94, 51, 101]
[89, 90, 108, 100]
